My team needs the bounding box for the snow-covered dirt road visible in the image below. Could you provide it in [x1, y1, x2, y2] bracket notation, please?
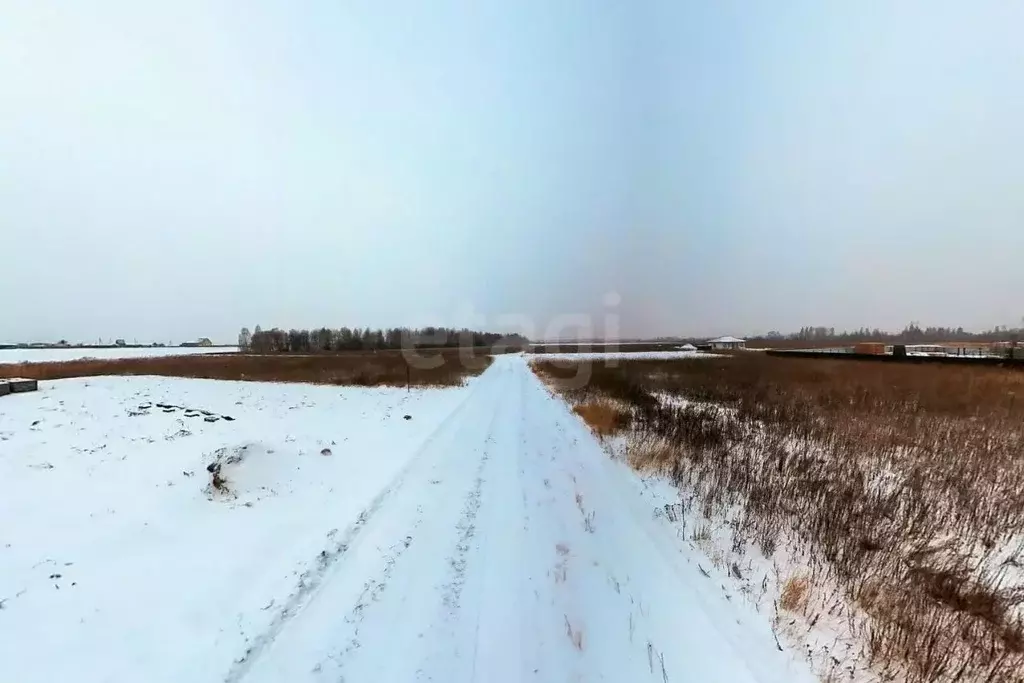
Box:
[1, 355, 815, 683]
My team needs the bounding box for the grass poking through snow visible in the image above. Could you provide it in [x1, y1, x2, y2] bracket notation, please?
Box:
[534, 354, 1024, 683]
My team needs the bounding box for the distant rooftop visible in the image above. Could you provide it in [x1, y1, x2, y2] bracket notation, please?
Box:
[709, 336, 745, 343]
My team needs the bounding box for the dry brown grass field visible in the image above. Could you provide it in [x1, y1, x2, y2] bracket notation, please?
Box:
[0, 348, 491, 387]
[534, 353, 1024, 683]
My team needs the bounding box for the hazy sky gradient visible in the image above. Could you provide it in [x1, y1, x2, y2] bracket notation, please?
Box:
[2, 1, 1022, 342]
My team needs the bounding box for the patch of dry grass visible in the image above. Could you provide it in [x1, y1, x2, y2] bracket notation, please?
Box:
[626, 441, 678, 476]
[780, 575, 811, 613]
[572, 401, 631, 437]
[534, 354, 1024, 682]
[0, 349, 491, 387]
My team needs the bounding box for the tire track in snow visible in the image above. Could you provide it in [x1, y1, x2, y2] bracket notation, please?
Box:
[439, 441, 489, 612]
[517, 381, 593, 678]
[222, 375, 497, 683]
[329, 399, 504, 681]
[438, 382, 508, 615]
[333, 530, 417, 665]
[222, 467, 412, 683]
[439, 363, 529, 682]
[333, 367, 511, 682]
[221, 356, 813, 683]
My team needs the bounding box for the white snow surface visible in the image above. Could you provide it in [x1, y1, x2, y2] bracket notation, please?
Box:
[528, 350, 720, 361]
[0, 346, 238, 364]
[0, 355, 814, 683]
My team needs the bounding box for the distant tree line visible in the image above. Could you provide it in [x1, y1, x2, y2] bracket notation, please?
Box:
[749, 322, 1024, 344]
[238, 326, 529, 354]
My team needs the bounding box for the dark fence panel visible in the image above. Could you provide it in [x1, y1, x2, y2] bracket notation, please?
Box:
[765, 350, 1024, 368]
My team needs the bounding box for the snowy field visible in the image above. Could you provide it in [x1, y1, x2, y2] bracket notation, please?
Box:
[531, 341, 686, 346]
[0, 346, 238, 364]
[0, 355, 813, 683]
[528, 350, 719, 361]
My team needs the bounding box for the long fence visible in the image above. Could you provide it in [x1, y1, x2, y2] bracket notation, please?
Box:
[765, 349, 1024, 368]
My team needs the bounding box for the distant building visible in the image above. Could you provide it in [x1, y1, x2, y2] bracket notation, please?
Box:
[115, 339, 127, 347]
[678, 343, 698, 352]
[708, 336, 746, 350]
[180, 338, 214, 348]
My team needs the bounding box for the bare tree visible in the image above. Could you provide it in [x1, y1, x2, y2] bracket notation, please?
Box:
[238, 327, 252, 352]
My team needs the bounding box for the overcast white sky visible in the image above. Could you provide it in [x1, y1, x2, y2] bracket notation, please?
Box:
[2, 1, 1022, 343]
